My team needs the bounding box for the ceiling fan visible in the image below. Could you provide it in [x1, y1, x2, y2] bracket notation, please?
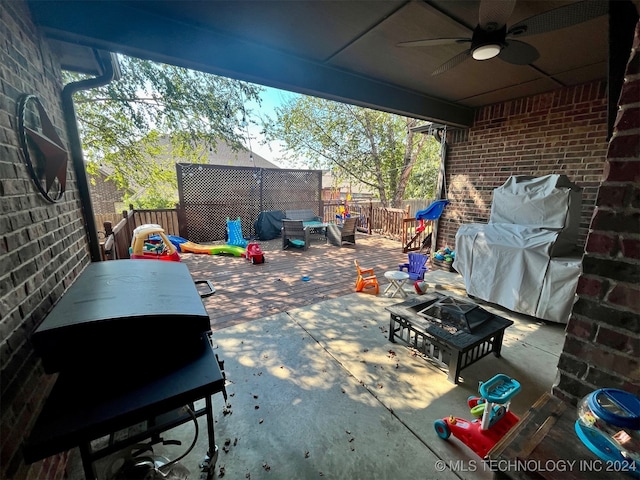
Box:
[398, 0, 609, 75]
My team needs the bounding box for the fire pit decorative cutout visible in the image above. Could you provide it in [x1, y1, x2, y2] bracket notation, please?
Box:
[417, 296, 492, 333]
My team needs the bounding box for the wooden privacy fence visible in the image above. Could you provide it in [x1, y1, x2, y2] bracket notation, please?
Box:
[323, 201, 411, 240]
[99, 200, 436, 259]
[100, 206, 180, 260]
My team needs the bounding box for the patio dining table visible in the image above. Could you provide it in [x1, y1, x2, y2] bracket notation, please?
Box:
[303, 221, 330, 238]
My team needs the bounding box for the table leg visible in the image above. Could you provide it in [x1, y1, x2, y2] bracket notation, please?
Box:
[396, 280, 408, 298]
[492, 330, 505, 358]
[79, 442, 97, 480]
[387, 279, 408, 298]
[388, 314, 396, 342]
[385, 280, 399, 297]
[201, 395, 218, 479]
[447, 350, 462, 384]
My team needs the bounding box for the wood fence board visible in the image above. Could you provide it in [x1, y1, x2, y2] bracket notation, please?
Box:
[101, 202, 434, 262]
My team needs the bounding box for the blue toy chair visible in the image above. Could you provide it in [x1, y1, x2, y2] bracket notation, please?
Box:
[415, 199, 450, 221]
[399, 252, 429, 281]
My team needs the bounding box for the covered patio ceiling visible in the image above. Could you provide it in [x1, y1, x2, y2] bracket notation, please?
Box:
[28, 1, 618, 127]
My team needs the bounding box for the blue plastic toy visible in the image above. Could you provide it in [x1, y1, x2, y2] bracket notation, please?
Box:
[226, 217, 248, 247]
[416, 199, 450, 221]
[575, 388, 640, 476]
[415, 199, 450, 234]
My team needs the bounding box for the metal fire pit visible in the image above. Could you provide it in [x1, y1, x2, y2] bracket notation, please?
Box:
[416, 296, 492, 333]
[386, 293, 513, 384]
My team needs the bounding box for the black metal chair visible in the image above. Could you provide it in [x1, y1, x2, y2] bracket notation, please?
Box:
[327, 217, 357, 247]
[282, 220, 310, 251]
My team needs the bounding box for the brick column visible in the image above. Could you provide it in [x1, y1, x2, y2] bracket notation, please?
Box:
[553, 20, 640, 403]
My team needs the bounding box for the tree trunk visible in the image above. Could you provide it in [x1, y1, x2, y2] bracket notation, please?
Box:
[391, 119, 425, 207]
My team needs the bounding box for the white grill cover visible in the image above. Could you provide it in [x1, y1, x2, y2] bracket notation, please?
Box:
[454, 175, 583, 324]
[454, 224, 581, 323]
[490, 174, 581, 256]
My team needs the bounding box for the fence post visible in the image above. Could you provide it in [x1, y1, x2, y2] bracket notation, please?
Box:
[368, 202, 373, 235]
[176, 203, 189, 239]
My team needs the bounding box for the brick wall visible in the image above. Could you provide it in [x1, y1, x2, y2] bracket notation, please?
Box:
[553, 20, 640, 403]
[439, 81, 609, 252]
[0, 2, 91, 479]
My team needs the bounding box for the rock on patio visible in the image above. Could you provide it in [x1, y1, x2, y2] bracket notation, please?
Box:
[182, 232, 418, 331]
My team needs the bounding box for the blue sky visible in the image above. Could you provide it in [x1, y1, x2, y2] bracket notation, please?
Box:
[242, 85, 299, 168]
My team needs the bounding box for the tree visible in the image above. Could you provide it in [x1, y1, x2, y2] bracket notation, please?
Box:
[261, 96, 440, 207]
[66, 56, 263, 208]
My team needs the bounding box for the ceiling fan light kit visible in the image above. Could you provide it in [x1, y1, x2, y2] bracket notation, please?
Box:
[470, 23, 505, 60]
[472, 44, 501, 60]
[400, 0, 609, 75]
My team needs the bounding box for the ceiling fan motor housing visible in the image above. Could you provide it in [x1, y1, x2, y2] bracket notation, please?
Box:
[471, 24, 506, 60]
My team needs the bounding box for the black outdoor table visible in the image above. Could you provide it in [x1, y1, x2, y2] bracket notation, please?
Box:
[23, 260, 226, 479]
[386, 293, 513, 384]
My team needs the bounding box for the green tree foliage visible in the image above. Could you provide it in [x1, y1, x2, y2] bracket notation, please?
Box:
[262, 96, 440, 207]
[65, 56, 262, 208]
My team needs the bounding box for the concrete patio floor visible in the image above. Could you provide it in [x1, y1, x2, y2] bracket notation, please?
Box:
[68, 257, 566, 479]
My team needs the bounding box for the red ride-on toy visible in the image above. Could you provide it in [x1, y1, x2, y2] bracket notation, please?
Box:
[244, 242, 265, 264]
[434, 374, 521, 459]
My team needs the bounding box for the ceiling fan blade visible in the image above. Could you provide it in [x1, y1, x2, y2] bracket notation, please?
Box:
[479, 0, 516, 30]
[507, 0, 608, 38]
[432, 50, 471, 76]
[397, 38, 470, 48]
[498, 40, 540, 65]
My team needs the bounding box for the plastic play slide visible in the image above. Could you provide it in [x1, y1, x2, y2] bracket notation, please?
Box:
[179, 242, 245, 256]
[150, 234, 246, 256]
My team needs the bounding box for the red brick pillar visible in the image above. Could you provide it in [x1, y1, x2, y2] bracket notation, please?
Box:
[553, 20, 640, 403]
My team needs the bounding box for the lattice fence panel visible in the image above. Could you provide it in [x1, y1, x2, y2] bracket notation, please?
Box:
[177, 164, 321, 243]
[261, 169, 322, 213]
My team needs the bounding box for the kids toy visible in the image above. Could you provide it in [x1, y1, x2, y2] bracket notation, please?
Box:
[227, 217, 248, 247]
[575, 388, 640, 476]
[414, 280, 428, 294]
[415, 199, 450, 233]
[434, 374, 521, 458]
[130, 224, 181, 262]
[244, 242, 265, 264]
[354, 260, 379, 294]
[434, 247, 455, 262]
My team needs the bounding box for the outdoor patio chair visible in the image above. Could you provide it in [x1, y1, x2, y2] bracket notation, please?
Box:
[354, 260, 379, 294]
[282, 220, 310, 251]
[327, 217, 357, 247]
[398, 252, 429, 281]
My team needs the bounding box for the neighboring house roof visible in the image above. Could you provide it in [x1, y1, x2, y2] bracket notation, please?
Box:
[153, 136, 279, 169]
[206, 141, 279, 169]
[88, 138, 281, 214]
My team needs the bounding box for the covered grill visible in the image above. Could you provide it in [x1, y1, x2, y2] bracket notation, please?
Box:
[24, 261, 225, 479]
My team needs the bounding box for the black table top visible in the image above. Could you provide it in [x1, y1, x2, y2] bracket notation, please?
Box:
[23, 334, 224, 463]
[387, 294, 513, 349]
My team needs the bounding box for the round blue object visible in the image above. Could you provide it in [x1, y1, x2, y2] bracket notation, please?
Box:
[434, 419, 451, 439]
[586, 388, 640, 430]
